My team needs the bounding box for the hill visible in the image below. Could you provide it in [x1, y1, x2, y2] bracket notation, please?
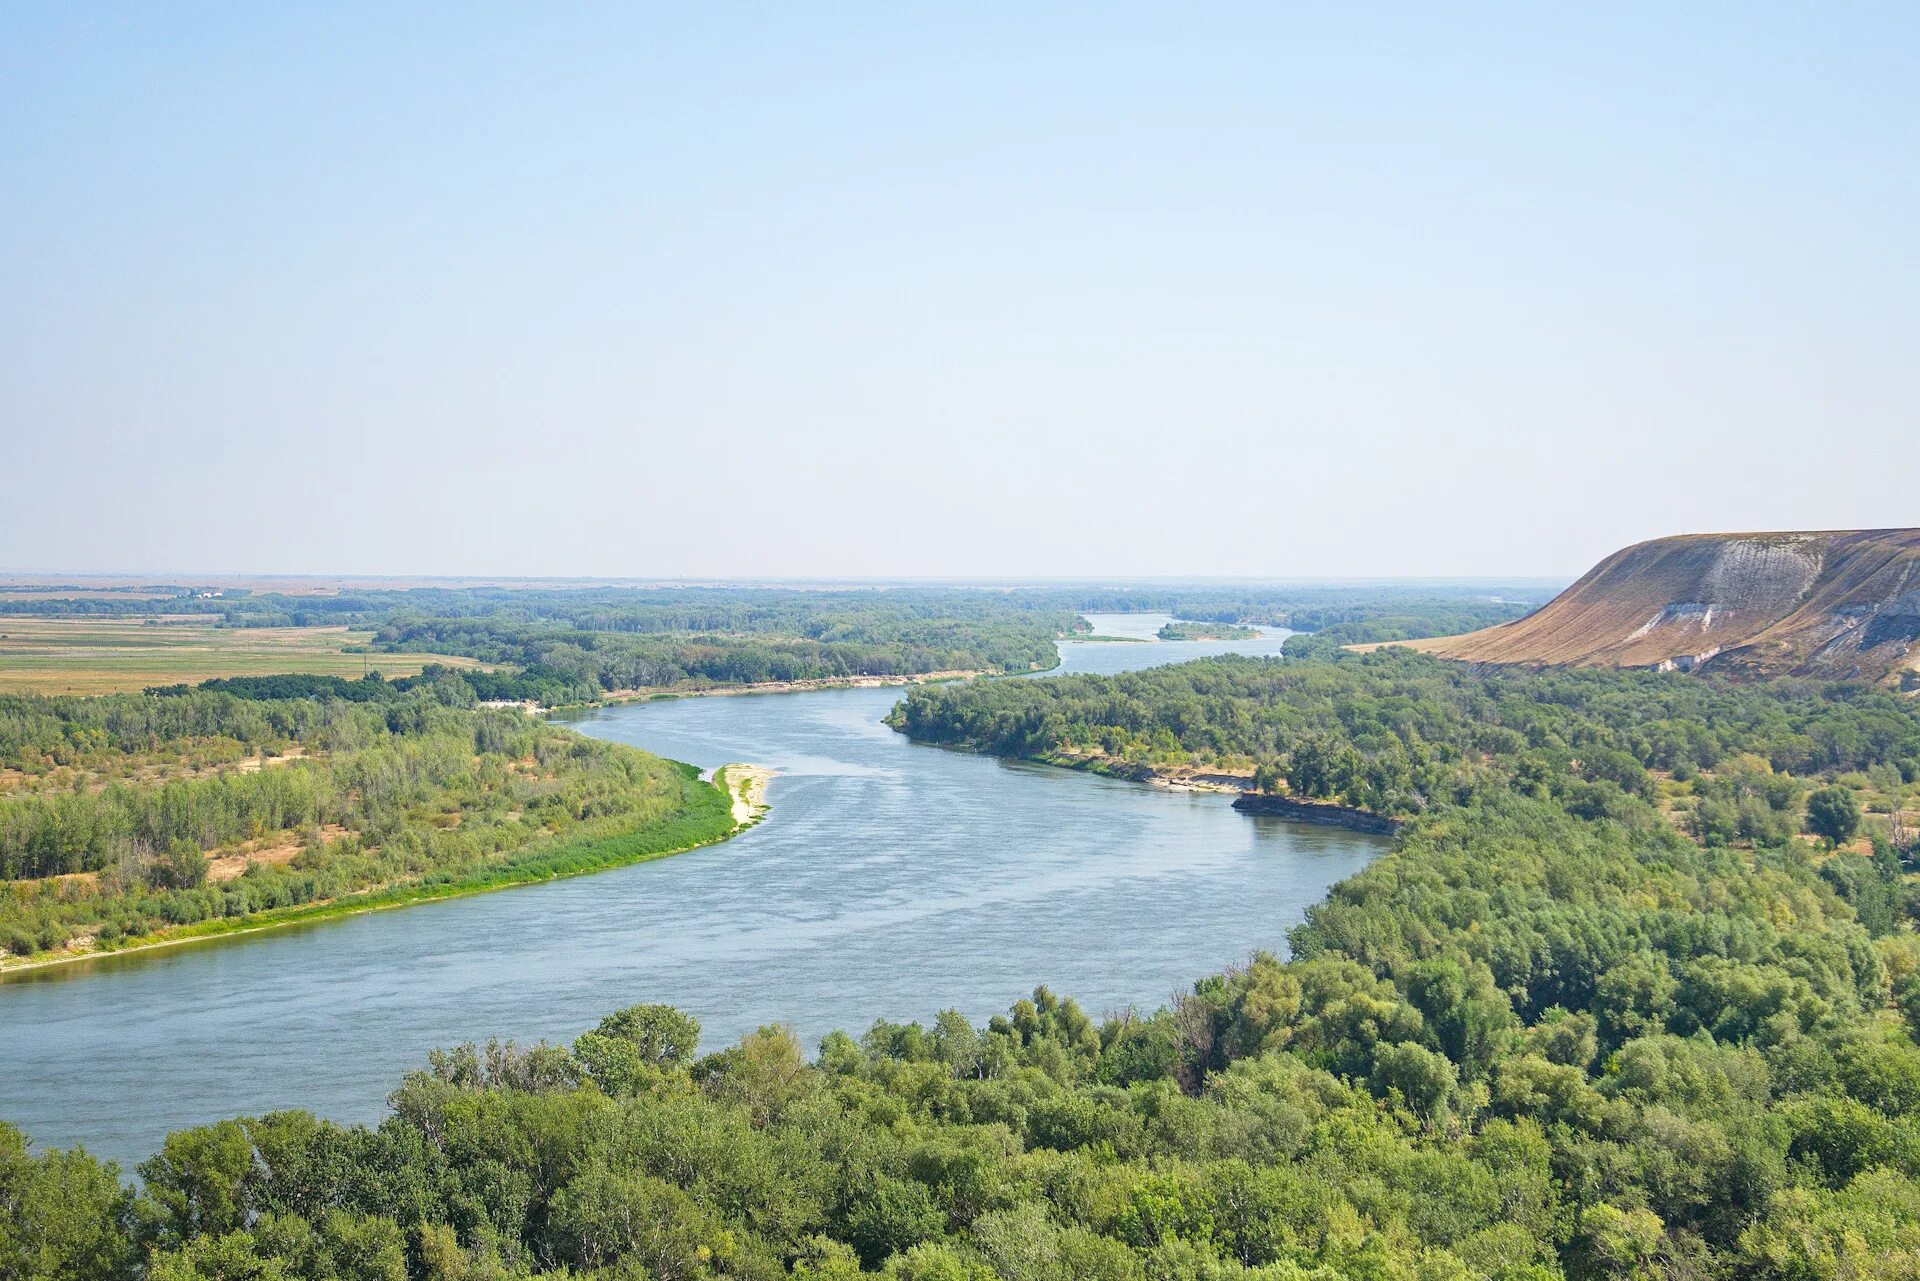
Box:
[1405, 528, 1920, 684]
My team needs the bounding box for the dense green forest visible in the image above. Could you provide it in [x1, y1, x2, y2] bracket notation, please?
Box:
[363, 619, 1066, 706]
[1156, 623, 1260, 642]
[0, 674, 733, 961]
[890, 650, 1920, 828]
[7, 651, 1920, 1276]
[362, 589, 1536, 701]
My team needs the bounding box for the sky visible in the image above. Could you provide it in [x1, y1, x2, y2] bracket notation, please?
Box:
[2, 5, 1915, 581]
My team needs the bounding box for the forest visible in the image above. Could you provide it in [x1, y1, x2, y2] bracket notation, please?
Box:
[362, 619, 1066, 705]
[890, 649, 1920, 829]
[5, 648, 1920, 1277]
[0, 673, 733, 962]
[356, 589, 1539, 701]
[1155, 623, 1260, 642]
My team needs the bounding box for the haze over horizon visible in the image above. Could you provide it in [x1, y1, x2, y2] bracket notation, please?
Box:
[5, 5, 1915, 580]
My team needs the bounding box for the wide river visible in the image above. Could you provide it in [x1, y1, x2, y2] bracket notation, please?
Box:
[0, 615, 1383, 1169]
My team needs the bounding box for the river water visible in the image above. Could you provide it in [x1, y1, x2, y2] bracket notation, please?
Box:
[0, 616, 1383, 1169]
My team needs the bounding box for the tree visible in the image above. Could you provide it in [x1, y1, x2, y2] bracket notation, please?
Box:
[550, 1165, 730, 1277]
[573, 1005, 701, 1095]
[1371, 1041, 1457, 1124]
[844, 1177, 944, 1268]
[1806, 786, 1861, 848]
[1579, 1204, 1669, 1279]
[0, 1128, 139, 1281]
[1286, 736, 1337, 799]
[138, 1120, 257, 1244]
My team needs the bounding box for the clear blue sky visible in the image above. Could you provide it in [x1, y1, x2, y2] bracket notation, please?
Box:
[3, 5, 1914, 579]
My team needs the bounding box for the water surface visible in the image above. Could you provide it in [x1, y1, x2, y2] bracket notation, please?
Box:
[0, 616, 1381, 1168]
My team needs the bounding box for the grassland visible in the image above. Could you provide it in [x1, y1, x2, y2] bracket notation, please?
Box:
[0, 617, 483, 695]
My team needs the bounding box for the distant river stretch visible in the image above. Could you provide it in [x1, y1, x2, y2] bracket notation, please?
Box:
[0, 615, 1383, 1169]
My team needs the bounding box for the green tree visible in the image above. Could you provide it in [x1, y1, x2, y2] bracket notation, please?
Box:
[1371, 1041, 1457, 1124]
[1578, 1204, 1669, 1279]
[0, 1127, 139, 1281]
[550, 1164, 730, 1277]
[1805, 786, 1862, 847]
[138, 1120, 258, 1245]
[845, 1176, 945, 1268]
[573, 1004, 701, 1094]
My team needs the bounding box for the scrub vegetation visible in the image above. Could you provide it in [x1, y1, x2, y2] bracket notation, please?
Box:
[0, 673, 734, 966]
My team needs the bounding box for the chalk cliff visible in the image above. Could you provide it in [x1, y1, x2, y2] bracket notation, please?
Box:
[1407, 530, 1920, 685]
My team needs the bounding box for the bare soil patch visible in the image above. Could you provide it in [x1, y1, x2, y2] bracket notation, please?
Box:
[206, 824, 349, 883]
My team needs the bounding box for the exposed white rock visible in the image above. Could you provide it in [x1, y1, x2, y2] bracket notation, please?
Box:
[1698, 537, 1823, 614]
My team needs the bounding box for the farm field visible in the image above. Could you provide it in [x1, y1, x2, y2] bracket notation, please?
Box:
[0, 617, 483, 694]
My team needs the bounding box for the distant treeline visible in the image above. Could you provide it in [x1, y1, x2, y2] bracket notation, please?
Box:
[7, 584, 1545, 702]
[368, 618, 1068, 701]
[1155, 621, 1260, 641]
[0, 582, 1541, 636]
[1058, 586, 1545, 638]
[358, 591, 1536, 697]
[0, 585, 1093, 634]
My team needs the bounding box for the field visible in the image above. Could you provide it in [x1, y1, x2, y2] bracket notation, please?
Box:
[0, 617, 483, 695]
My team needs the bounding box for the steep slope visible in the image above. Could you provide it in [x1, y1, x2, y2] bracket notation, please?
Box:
[1408, 529, 1920, 684]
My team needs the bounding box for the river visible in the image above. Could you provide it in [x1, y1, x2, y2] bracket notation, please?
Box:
[0, 615, 1384, 1169]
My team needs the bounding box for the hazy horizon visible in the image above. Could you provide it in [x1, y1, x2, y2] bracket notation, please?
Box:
[0, 568, 1571, 590]
[6, 6, 1915, 579]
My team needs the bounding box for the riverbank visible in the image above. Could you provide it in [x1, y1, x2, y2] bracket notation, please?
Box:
[713, 763, 773, 827]
[1230, 791, 1403, 835]
[1030, 748, 1253, 793]
[0, 769, 745, 978]
[919, 743, 1401, 836]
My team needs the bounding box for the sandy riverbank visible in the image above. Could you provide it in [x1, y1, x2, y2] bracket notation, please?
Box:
[1030, 749, 1253, 793]
[713, 763, 773, 827]
[1023, 750, 1400, 834]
